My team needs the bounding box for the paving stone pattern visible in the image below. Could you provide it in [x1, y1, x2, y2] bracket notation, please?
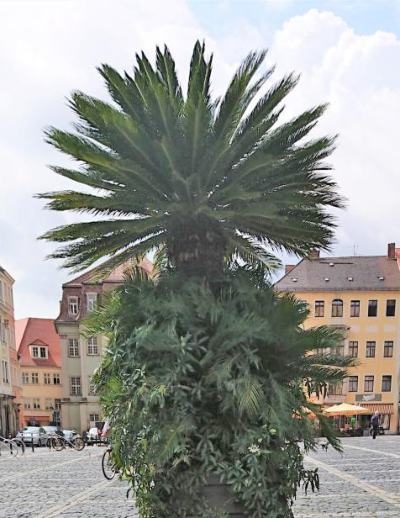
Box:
[2, 437, 400, 517]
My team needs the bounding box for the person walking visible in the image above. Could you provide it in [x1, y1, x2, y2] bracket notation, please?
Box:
[371, 411, 380, 439]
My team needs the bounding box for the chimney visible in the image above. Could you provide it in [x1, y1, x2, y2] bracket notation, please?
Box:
[309, 250, 320, 260]
[285, 265, 295, 275]
[388, 243, 396, 259]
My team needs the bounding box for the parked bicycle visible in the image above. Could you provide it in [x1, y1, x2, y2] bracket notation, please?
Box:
[52, 433, 85, 452]
[102, 443, 119, 480]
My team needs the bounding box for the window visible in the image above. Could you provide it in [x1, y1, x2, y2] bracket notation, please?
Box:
[348, 376, 358, 392]
[384, 341, 394, 358]
[89, 413, 100, 423]
[32, 346, 39, 358]
[331, 299, 343, 317]
[53, 373, 61, 385]
[22, 372, 29, 384]
[68, 297, 79, 315]
[23, 399, 30, 410]
[350, 300, 360, 317]
[364, 375, 374, 392]
[31, 372, 39, 384]
[45, 398, 54, 410]
[55, 399, 61, 410]
[68, 338, 79, 357]
[33, 398, 41, 409]
[2, 360, 9, 383]
[40, 346, 47, 359]
[70, 376, 81, 396]
[386, 300, 396, 317]
[87, 336, 99, 355]
[368, 300, 378, 317]
[382, 375, 392, 392]
[88, 376, 96, 395]
[315, 301, 324, 317]
[87, 293, 97, 312]
[349, 341, 358, 358]
[44, 373, 51, 385]
[0, 319, 6, 342]
[333, 345, 344, 356]
[366, 341, 376, 358]
[0, 280, 3, 302]
[328, 382, 343, 395]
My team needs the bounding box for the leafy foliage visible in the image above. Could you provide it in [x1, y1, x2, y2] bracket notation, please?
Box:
[38, 42, 343, 278]
[90, 270, 354, 517]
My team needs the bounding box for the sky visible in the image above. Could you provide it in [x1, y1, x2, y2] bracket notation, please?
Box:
[0, 0, 400, 319]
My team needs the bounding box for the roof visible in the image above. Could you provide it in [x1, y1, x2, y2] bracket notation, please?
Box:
[275, 256, 400, 293]
[63, 256, 153, 287]
[15, 318, 61, 368]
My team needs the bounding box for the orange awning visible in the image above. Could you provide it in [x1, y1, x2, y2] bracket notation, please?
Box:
[358, 403, 394, 415]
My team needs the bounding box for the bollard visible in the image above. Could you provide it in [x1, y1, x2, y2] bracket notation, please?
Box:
[31, 433, 34, 453]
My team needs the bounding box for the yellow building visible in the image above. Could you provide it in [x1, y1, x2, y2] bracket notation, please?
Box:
[15, 318, 62, 428]
[275, 244, 400, 434]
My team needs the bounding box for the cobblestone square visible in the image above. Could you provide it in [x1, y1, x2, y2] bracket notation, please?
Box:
[2, 437, 400, 517]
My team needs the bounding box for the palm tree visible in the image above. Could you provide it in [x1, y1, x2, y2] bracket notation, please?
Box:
[38, 41, 342, 278]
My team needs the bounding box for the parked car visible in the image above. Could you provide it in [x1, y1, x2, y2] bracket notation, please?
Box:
[88, 427, 99, 440]
[16, 427, 48, 446]
[62, 430, 79, 441]
[43, 426, 58, 436]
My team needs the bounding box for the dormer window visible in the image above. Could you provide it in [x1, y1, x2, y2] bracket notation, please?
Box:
[31, 345, 48, 360]
[68, 296, 79, 316]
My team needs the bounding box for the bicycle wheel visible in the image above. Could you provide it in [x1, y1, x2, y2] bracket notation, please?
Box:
[102, 449, 116, 480]
[54, 437, 65, 451]
[72, 437, 85, 451]
[13, 439, 25, 455]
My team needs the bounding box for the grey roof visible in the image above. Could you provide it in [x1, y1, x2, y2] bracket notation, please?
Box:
[275, 256, 400, 292]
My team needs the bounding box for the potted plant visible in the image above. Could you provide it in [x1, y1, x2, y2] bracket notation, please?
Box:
[39, 42, 353, 517]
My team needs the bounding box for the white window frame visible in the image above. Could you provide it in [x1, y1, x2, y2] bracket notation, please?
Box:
[31, 372, 39, 384]
[22, 372, 29, 384]
[33, 397, 41, 409]
[53, 373, 61, 385]
[87, 336, 99, 356]
[68, 338, 80, 357]
[55, 399, 61, 410]
[0, 280, 3, 302]
[44, 373, 51, 385]
[70, 376, 82, 396]
[45, 398, 54, 410]
[88, 376, 96, 395]
[87, 293, 97, 312]
[23, 398, 31, 410]
[89, 413, 100, 423]
[31, 346, 39, 358]
[68, 296, 79, 316]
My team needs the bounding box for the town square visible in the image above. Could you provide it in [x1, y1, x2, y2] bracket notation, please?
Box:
[1, 0, 400, 516]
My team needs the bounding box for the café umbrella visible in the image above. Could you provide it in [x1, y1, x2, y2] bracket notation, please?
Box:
[323, 403, 369, 416]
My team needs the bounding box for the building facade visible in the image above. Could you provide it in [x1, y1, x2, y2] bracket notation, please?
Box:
[275, 244, 400, 434]
[15, 318, 62, 427]
[0, 265, 21, 436]
[56, 259, 152, 433]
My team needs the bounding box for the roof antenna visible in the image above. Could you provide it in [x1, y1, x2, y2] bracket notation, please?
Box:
[353, 244, 358, 256]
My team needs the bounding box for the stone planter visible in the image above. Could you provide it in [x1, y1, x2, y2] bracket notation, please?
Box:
[182, 475, 247, 517]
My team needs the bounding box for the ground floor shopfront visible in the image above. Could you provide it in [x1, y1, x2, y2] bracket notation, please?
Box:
[0, 395, 19, 436]
[61, 400, 103, 433]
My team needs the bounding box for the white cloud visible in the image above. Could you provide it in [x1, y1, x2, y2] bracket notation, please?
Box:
[270, 9, 400, 257]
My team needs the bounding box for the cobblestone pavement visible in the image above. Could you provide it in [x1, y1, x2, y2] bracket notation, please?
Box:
[2, 437, 400, 517]
[294, 436, 400, 517]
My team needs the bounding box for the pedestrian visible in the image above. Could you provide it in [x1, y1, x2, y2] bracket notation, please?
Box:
[371, 411, 380, 439]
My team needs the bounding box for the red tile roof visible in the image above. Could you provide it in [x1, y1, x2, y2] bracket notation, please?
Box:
[15, 318, 61, 368]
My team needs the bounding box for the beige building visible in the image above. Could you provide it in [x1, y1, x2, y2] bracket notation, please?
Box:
[275, 244, 400, 433]
[15, 318, 62, 428]
[56, 259, 152, 432]
[0, 264, 21, 436]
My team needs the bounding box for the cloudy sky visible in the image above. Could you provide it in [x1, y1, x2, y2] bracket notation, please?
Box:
[1, 0, 400, 319]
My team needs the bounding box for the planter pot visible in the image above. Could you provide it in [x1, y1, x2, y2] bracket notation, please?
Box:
[179, 475, 246, 517]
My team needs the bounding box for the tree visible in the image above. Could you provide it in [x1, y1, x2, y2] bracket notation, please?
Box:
[38, 42, 342, 278]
